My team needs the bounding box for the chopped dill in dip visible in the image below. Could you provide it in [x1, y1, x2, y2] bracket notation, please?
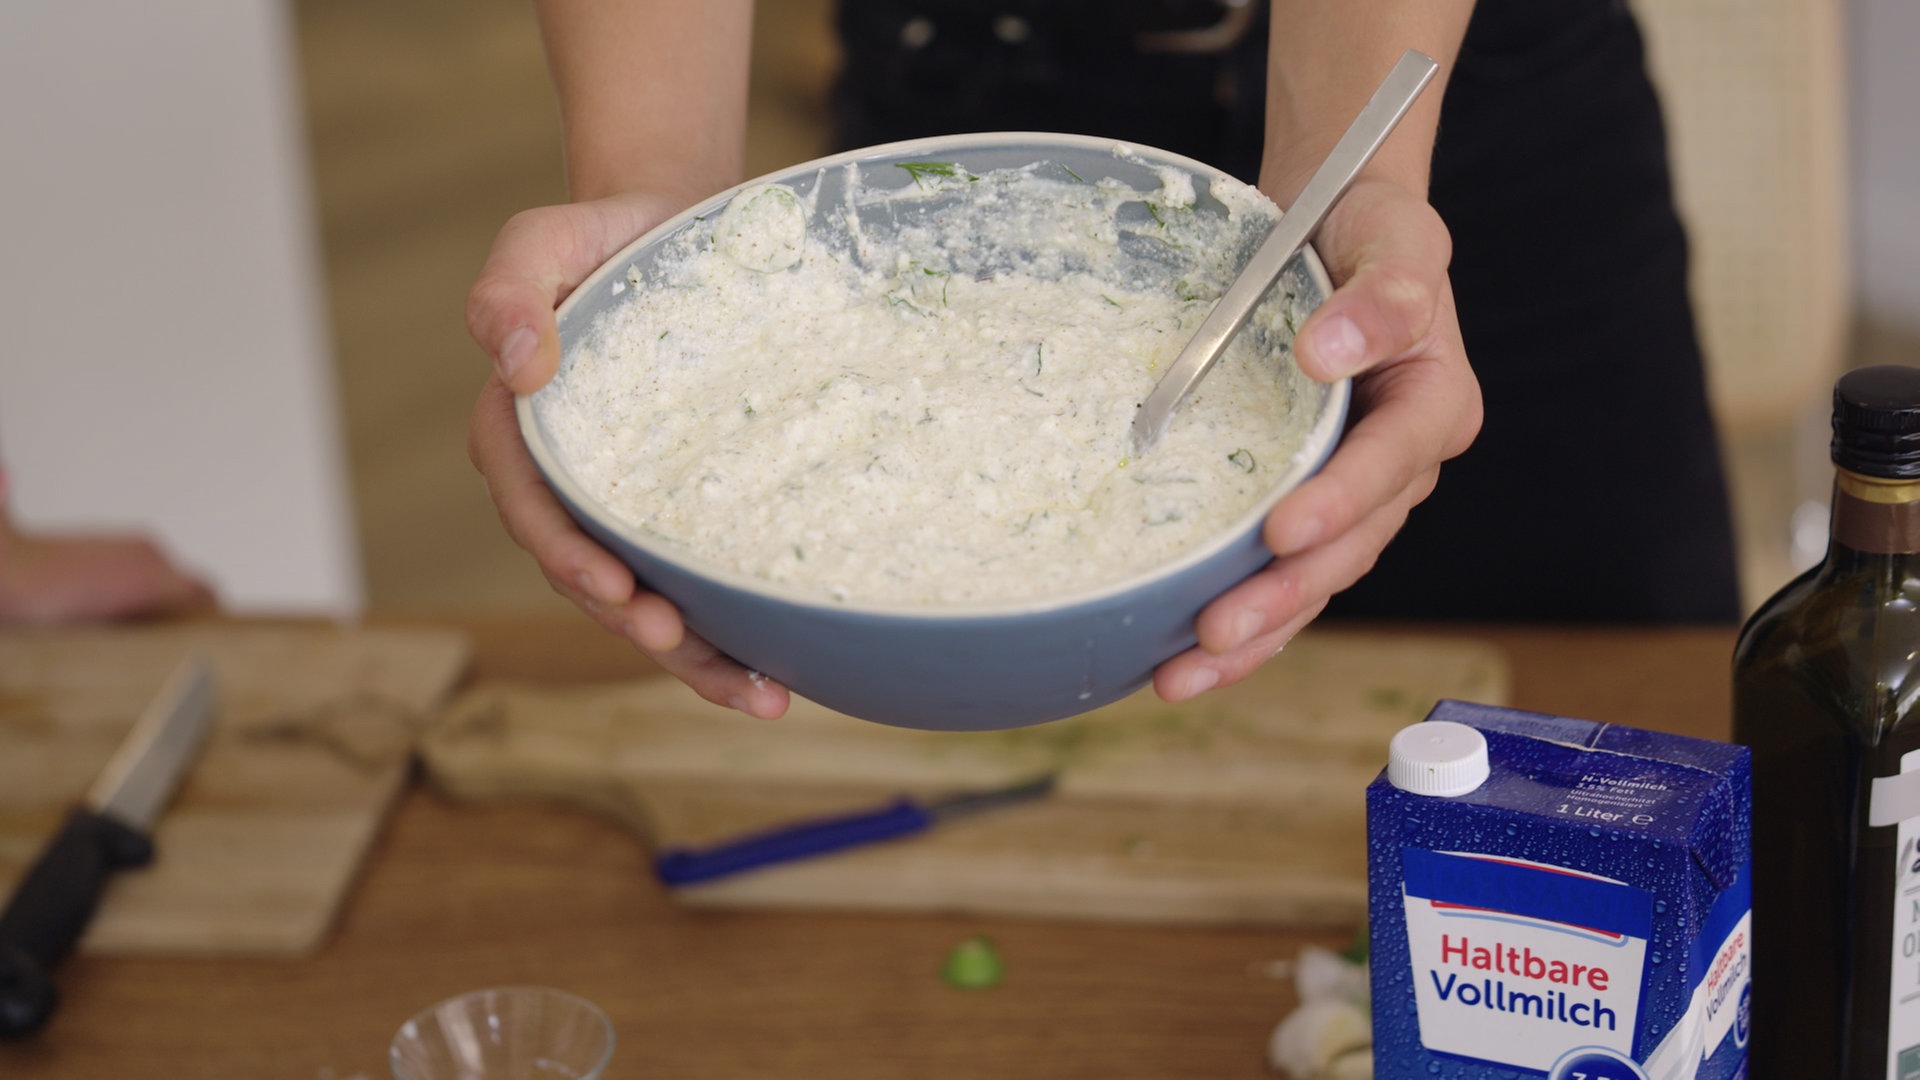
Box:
[534, 153, 1322, 607]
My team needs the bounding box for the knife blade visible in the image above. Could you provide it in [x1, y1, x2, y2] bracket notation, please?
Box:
[653, 774, 1057, 887]
[0, 657, 216, 1039]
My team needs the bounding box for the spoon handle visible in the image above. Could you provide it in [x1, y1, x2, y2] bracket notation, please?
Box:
[1129, 49, 1439, 455]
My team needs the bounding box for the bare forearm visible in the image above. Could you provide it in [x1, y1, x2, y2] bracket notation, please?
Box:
[534, 0, 755, 204]
[1260, 1, 1476, 200]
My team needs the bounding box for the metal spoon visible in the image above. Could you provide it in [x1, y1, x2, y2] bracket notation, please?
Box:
[1128, 49, 1439, 456]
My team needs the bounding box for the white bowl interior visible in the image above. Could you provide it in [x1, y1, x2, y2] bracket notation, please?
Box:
[520, 132, 1346, 620]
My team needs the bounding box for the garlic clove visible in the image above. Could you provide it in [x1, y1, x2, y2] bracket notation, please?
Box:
[1267, 998, 1371, 1079]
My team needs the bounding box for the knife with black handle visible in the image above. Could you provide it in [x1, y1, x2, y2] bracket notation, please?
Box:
[0, 659, 215, 1039]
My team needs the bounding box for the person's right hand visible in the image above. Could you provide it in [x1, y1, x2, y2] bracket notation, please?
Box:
[0, 522, 216, 625]
[464, 192, 793, 719]
[0, 468, 216, 624]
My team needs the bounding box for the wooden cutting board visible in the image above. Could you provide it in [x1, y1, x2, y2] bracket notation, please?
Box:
[422, 630, 1507, 928]
[0, 623, 469, 956]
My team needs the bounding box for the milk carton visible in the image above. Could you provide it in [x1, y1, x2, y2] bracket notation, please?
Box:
[1368, 701, 1752, 1080]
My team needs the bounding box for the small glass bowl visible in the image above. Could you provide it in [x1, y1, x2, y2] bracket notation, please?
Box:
[389, 986, 615, 1080]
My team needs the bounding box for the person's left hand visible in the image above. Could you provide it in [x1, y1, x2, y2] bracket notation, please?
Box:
[1151, 176, 1483, 701]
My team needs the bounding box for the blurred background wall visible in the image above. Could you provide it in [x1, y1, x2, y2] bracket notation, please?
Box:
[0, 1, 361, 616]
[1848, 0, 1920, 341]
[0, 0, 1910, 621]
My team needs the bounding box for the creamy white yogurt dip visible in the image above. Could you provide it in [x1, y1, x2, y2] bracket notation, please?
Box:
[535, 153, 1320, 608]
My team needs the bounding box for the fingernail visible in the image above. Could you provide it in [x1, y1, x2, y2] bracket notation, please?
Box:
[729, 696, 751, 714]
[1177, 667, 1220, 699]
[498, 326, 537, 383]
[1309, 315, 1367, 379]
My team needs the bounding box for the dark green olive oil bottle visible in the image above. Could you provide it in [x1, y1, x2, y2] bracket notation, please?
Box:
[1736, 364, 1920, 1079]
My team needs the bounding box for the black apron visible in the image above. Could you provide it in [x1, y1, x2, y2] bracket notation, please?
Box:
[829, 0, 1743, 623]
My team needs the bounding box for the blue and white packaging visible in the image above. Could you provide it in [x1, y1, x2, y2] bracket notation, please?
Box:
[1368, 700, 1752, 1080]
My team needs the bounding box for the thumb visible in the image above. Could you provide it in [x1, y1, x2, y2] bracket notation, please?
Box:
[1291, 180, 1452, 383]
[465, 193, 680, 395]
[465, 205, 575, 395]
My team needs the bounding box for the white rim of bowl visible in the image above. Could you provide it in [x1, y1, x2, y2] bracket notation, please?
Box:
[516, 130, 1350, 621]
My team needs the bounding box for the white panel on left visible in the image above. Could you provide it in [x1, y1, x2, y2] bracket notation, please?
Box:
[0, 1, 362, 617]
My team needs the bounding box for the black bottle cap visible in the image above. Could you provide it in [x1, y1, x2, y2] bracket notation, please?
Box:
[1833, 365, 1920, 479]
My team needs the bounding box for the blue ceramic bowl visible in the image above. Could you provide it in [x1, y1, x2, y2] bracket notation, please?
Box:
[517, 132, 1347, 731]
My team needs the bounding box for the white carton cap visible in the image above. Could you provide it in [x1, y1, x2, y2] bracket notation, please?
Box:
[1388, 720, 1490, 797]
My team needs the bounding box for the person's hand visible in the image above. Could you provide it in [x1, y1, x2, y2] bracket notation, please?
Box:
[465, 192, 793, 719]
[1153, 176, 1484, 701]
[0, 493, 216, 625]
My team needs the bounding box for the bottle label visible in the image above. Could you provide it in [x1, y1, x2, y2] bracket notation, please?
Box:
[1888, 749, 1920, 1080]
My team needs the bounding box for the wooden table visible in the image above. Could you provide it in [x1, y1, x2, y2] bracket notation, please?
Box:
[0, 615, 1737, 1079]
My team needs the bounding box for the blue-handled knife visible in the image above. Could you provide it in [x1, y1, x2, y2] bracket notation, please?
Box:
[0, 657, 216, 1039]
[654, 774, 1057, 887]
